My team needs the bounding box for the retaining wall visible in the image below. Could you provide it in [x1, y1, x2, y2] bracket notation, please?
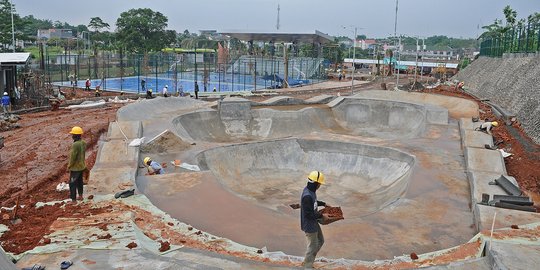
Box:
[455, 54, 540, 144]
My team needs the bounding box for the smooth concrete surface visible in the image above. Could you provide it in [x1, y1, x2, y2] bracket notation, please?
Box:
[138, 122, 477, 260]
[474, 204, 540, 231]
[461, 130, 494, 149]
[488, 241, 540, 270]
[88, 120, 142, 195]
[107, 121, 142, 140]
[464, 147, 507, 174]
[16, 247, 297, 270]
[197, 138, 415, 216]
[354, 90, 479, 119]
[74, 94, 540, 267]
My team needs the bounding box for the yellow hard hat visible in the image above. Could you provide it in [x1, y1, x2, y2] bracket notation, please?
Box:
[69, 126, 84, 135]
[149, 89, 153, 92]
[144, 157, 151, 164]
[308, 171, 325, 185]
[492, 121, 499, 127]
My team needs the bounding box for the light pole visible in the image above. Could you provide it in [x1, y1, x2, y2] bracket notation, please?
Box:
[10, 0, 15, 52]
[342, 25, 360, 95]
[351, 27, 357, 94]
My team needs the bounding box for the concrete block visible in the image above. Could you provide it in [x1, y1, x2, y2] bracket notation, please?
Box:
[88, 165, 137, 195]
[464, 147, 507, 174]
[259, 96, 306, 106]
[305, 94, 336, 104]
[96, 140, 139, 164]
[459, 118, 474, 130]
[474, 204, 540, 231]
[107, 121, 142, 140]
[462, 130, 494, 148]
[467, 171, 508, 204]
[488, 241, 540, 270]
[418, 257, 490, 270]
[218, 98, 252, 120]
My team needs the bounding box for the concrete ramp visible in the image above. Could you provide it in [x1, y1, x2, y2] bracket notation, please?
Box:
[0, 248, 16, 270]
[197, 138, 415, 217]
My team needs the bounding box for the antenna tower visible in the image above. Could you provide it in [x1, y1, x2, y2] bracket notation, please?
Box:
[276, 4, 280, 30]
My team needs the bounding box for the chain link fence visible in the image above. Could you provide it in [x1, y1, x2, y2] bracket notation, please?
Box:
[42, 51, 328, 94]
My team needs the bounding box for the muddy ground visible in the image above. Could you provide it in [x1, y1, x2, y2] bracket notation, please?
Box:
[1, 79, 539, 256]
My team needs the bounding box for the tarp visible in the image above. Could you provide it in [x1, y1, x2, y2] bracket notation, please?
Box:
[0, 248, 16, 270]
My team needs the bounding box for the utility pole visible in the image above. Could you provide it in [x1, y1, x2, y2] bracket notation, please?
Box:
[10, 0, 15, 52]
[395, 36, 401, 90]
[351, 27, 357, 94]
[414, 37, 419, 84]
[394, 0, 399, 38]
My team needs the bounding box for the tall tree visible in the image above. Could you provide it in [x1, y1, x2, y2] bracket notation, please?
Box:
[0, 0, 25, 50]
[116, 8, 175, 53]
[88, 17, 109, 33]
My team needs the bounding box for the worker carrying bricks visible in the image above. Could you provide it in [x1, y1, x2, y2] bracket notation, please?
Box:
[476, 121, 498, 135]
[143, 157, 164, 175]
[68, 126, 87, 202]
[300, 170, 331, 269]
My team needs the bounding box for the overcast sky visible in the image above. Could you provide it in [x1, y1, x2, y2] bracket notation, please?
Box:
[13, 0, 540, 39]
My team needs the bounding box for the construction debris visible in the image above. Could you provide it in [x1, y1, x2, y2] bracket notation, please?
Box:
[0, 114, 20, 131]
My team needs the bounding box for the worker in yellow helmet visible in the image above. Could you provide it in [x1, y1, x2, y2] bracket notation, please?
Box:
[143, 157, 164, 175]
[146, 88, 153, 99]
[67, 126, 86, 202]
[477, 121, 499, 135]
[300, 170, 331, 268]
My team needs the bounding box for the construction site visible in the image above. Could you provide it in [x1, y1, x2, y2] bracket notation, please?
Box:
[1, 14, 540, 270]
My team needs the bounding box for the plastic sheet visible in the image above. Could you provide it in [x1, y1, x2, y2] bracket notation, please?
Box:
[129, 137, 145, 147]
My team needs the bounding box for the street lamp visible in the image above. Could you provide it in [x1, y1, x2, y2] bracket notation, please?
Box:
[342, 25, 361, 95]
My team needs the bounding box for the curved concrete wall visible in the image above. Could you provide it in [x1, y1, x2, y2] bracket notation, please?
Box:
[173, 107, 346, 142]
[173, 97, 446, 142]
[455, 55, 540, 143]
[197, 138, 415, 217]
[117, 97, 205, 121]
[329, 97, 432, 138]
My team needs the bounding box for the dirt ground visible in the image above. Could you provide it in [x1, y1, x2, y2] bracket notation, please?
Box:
[1, 79, 539, 257]
[0, 102, 123, 253]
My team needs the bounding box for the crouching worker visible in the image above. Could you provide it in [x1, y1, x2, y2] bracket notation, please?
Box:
[144, 157, 164, 175]
[476, 121, 498, 135]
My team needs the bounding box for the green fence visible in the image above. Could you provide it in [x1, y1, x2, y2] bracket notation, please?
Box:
[480, 22, 540, 57]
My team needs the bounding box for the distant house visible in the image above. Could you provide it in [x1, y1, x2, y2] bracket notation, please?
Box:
[37, 29, 74, 40]
[400, 45, 458, 61]
[355, 39, 377, 50]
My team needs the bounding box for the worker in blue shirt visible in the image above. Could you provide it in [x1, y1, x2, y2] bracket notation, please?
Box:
[143, 157, 164, 175]
[2, 92, 10, 114]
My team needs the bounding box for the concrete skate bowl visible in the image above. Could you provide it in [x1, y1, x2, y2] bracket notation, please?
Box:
[196, 138, 415, 217]
[172, 97, 445, 142]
